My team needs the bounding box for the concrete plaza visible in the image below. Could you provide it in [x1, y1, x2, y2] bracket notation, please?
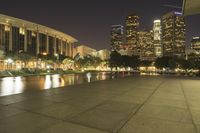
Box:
[0, 75, 200, 133]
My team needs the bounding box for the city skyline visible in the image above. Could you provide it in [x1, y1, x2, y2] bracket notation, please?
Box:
[0, 0, 199, 50]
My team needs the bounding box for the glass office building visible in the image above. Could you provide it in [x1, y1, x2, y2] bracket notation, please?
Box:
[110, 25, 123, 52]
[191, 37, 200, 54]
[161, 12, 186, 57]
[125, 14, 139, 55]
[153, 19, 162, 57]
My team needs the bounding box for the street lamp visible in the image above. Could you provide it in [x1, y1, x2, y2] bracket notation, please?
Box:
[7, 58, 13, 64]
[6, 58, 13, 70]
[54, 53, 60, 69]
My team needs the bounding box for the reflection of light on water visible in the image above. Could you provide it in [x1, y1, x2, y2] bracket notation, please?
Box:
[140, 72, 159, 76]
[44, 74, 65, 90]
[67, 74, 75, 85]
[0, 77, 24, 96]
[86, 72, 92, 82]
[101, 72, 106, 80]
[44, 75, 52, 89]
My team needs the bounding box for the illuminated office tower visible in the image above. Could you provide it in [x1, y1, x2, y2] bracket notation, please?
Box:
[191, 37, 200, 54]
[162, 11, 186, 57]
[110, 25, 123, 52]
[153, 19, 162, 57]
[125, 14, 139, 55]
[138, 30, 155, 61]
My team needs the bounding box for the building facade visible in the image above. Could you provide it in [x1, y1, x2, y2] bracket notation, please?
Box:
[110, 25, 123, 52]
[0, 14, 77, 58]
[191, 36, 200, 54]
[153, 19, 162, 57]
[93, 49, 110, 60]
[138, 30, 155, 60]
[161, 12, 186, 57]
[125, 14, 139, 55]
[74, 45, 97, 57]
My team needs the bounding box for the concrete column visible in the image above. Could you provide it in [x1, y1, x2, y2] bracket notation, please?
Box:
[71, 43, 74, 58]
[46, 35, 49, 54]
[9, 25, 12, 51]
[65, 40, 68, 56]
[66, 42, 69, 57]
[69, 43, 72, 57]
[24, 28, 28, 52]
[36, 31, 40, 55]
[60, 39, 63, 55]
[54, 36, 57, 55]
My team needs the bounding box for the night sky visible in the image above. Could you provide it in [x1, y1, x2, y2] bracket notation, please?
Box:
[0, 0, 199, 50]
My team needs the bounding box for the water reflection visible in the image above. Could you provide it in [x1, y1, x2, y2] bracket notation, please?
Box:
[0, 72, 134, 96]
[86, 72, 92, 82]
[0, 77, 24, 96]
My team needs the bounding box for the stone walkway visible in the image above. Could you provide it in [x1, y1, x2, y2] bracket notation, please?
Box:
[0, 75, 200, 133]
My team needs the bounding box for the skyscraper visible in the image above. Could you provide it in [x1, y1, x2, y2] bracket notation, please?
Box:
[153, 19, 162, 57]
[138, 30, 155, 60]
[125, 14, 139, 55]
[110, 25, 123, 52]
[191, 36, 200, 54]
[162, 12, 186, 57]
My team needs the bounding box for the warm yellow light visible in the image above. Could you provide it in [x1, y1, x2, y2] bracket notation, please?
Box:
[42, 52, 47, 55]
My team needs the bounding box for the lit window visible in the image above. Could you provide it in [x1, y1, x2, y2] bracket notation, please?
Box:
[5, 25, 10, 31]
[32, 32, 36, 37]
[20, 28, 25, 35]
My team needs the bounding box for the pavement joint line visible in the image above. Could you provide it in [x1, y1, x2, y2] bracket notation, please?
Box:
[179, 80, 198, 133]
[2, 106, 111, 133]
[7, 104, 111, 133]
[64, 119, 112, 133]
[10, 98, 113, 132]
[116, 80, 165, 133]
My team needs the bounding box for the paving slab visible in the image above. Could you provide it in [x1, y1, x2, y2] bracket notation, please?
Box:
[119, 116, 196, 133]
[96, 100, 139, 113]
[111, 94, 148, 104]
[190, 109, 200, 125]
[70, 107, 133, 132]
[39, 122, 109, 133]
[147, 96, 187, 109]
[0, 94, 27, 105]
[0, 106, 25, 120]
[136, 104, 192, 123]
[0, 112, 60, 133]
[34, 103, 87, 120]
[0, 76, 200, 133]
[9, 99, 55, 111]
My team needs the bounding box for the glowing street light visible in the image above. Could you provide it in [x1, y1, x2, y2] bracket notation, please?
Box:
[6, 58, 14, 70]
[6, 58, 13, 64]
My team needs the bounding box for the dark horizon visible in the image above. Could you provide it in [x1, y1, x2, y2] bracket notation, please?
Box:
[0, 0, 199, 50]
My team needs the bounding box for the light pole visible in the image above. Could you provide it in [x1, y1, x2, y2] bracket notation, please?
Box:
[6, 58, 13, 70]
[54, 53, 59, 69]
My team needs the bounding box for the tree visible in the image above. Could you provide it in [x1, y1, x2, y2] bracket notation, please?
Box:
[109, 51, 122, 69]
[140, 60, 152, 67]
[155, 56, 177, 69]
[63, 58, 74, 70]
[129, 55, 140, 69]
[17, 52, 35, 68]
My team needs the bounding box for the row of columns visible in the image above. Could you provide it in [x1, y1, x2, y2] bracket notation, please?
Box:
[7, 25, 73, 57]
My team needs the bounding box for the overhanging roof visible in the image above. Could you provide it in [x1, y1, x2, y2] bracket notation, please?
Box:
[0, 14, 78, 43]
[183, 0, 200, 16]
